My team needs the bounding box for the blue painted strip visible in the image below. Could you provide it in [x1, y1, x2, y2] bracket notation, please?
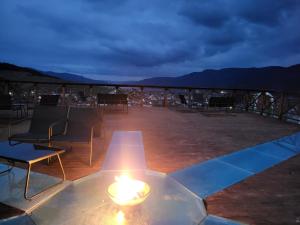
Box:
[0, 215, 35, 225]
[170, 159, 252, 198]
[200, 215, 243, 225]
[171, 132, 300, 198]
[275, 141, 299, 153]
[108, 131, 144, 146]
[276, 132, 300, 152]
[218, 147, 282, 174]
[102, 131, 147, 170]
[252, 142, 297, 159]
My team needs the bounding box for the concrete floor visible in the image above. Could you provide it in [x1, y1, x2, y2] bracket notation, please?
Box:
[0, 106, 300, 224]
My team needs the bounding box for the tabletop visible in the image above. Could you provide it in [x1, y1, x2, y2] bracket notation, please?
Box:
[0, 142, 64, 163]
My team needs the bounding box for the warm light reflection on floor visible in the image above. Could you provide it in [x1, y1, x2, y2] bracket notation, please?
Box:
[115, 210, 125, 225]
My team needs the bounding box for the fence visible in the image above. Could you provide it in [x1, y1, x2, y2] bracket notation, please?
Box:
[1, 80, 300, 123]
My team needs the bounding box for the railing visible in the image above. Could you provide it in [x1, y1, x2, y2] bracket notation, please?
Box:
[1, 80, 300, 124]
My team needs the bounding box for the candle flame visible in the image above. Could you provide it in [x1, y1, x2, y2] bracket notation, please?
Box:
[107, 174, 150, 206]
[113, 175, 145, 204]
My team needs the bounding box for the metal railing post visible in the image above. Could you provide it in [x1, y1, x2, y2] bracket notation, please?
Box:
[115, 86, 120, 94]
[278, 93, 286, 120]
[140, 87, 144, 107]
[89, 85, 93, 96]
[4, 81, 9, 94]
[163, 88, 168, 107]
[188, 89, 192, 108]
[61, 84, 66, 106]
[89, 85, 94, 106]
[245, 91, 250, 112]
[260, 91, 266, 115]
[34, 83, 38, 104]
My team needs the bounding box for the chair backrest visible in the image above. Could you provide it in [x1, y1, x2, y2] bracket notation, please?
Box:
[40, 95, 60, 106]
[0, 95, 12, 110]
[78, 91, 87, 102]
[97, 94, 128, 104]
[118, 94, 128, 104]
[67, 107, 101, 137]
[193, 94, 204, 103]
[29, 106, 68, 134]
[209, 97, 235, 107]
[179, 95, 187, 105]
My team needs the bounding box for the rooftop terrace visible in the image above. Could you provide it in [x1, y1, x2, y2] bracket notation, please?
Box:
[0, 107, 300, 224]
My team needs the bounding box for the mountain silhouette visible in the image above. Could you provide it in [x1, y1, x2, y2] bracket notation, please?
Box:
[134, 64, 300, 93]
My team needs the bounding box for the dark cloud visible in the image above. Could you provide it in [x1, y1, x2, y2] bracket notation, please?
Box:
[234, 0, 299, 26]
[0, 0, 299, 80]
[179, 1, 230, 28]
[104, 43, 197, 67]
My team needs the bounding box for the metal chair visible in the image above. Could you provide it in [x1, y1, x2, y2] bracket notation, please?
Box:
[9, 105, 68, 144]
[39, 95, 60, 106]
[208, 97, 235, 108]
[179, 94, 187, 105]
[0, 94, 26, 119]
[97, 94, 128, 112]
[50, 107, 102, 166]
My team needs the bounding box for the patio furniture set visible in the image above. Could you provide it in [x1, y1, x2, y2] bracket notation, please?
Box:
[0, 96, 103, 200]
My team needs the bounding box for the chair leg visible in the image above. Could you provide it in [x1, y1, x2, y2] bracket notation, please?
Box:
[57, 154, 66, 181]
[89, 141, 93, 166]
[24, 156, 65, 200]
[47, 141, 52, 164]
[24, 164, 32, 200]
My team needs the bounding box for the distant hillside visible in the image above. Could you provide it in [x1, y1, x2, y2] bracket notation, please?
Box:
[134, 64, 300, 93]
[44, 71, 104, 83]
[0, 62, 106, 84]
[0, 62, 62, 83]
[1, 62, 300, 93]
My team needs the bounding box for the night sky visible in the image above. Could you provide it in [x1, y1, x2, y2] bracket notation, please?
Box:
[0, 0, 300, 81]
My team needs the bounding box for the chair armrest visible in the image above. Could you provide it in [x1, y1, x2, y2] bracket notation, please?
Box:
[49, 119, 67, 139]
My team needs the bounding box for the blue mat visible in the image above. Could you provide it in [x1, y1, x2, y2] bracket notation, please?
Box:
[171, 132, 300, 198]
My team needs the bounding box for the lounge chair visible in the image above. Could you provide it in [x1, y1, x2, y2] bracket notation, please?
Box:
[179, 94, 187, 105]
[0, 94, 26, 119]
[97, 94, 128, 112]
[50, 107, 102, 166]
[9, 105, 68, 144]
[78, 91, 87, 102]
[208, 97, 235, 108]
[192, 93, 205, 108]
[40, 95, 60, 106]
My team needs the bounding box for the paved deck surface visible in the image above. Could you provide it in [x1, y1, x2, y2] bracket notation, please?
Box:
[0, 107, 300, 224]
[206, 154, 300, 225]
